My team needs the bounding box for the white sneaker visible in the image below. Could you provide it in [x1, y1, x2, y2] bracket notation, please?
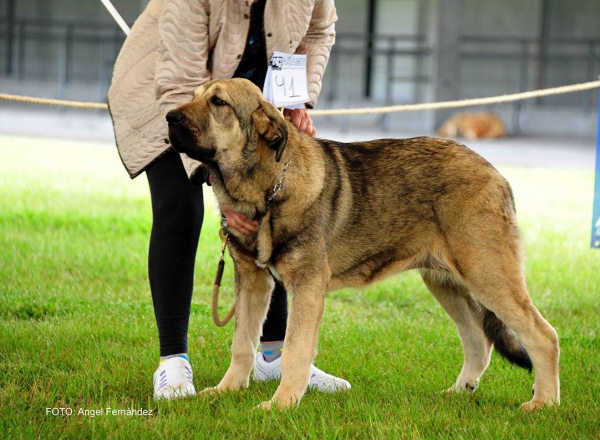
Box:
[153, 356, 196, 399]
[253, 353, 351, 393]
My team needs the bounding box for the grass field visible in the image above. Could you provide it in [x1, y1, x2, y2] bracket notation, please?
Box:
[0, 133, 599, 439]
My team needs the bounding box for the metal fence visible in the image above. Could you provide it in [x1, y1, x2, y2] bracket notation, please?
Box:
[323, 33, 599, 130]
[462, 35, 600, 112]
[1, 18, 125, 102]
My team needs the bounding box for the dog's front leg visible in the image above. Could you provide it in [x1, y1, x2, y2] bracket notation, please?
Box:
[259, 254, 329, 411]
[202, 256, 273, 396]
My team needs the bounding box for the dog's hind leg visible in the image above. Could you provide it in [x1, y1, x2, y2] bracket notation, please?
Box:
[203, 258, 274, 395]
[420, 269, 492, 394]
[438, 178, 559, 410]
[451, 227, 560, 410]
[466, 270, 560, 411]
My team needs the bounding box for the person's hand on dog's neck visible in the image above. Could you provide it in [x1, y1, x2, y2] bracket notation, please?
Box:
[283, 107, 316, 137]
[222, 206, 260, 235]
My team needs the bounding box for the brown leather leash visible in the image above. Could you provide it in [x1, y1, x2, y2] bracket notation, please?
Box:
[211, 223, 236, 327]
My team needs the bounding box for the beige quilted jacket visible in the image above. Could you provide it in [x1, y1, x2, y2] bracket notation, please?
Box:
[108, 0, 337, 179]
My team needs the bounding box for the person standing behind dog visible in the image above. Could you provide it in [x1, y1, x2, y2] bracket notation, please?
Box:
[107, 0, 350, 399]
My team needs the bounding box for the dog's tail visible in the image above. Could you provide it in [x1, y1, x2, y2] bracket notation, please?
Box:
[482, 309, 533, 372]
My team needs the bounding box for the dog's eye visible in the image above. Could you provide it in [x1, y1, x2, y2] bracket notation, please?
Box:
[211, 95, 227, 107]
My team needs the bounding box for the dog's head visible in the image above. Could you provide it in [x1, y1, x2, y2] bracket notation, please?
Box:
[166, 79, 289, 175]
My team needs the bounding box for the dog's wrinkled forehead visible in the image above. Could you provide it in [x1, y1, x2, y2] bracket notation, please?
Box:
[192, 79, 264, 114]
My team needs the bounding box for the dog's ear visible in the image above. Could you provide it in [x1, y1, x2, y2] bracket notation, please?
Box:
[252, 102, 288, 162]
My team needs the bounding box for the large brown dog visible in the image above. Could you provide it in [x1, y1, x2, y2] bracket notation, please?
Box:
[166, 78, 559, 411]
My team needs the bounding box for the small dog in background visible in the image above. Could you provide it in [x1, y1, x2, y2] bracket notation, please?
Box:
[437, 112, 507, 140]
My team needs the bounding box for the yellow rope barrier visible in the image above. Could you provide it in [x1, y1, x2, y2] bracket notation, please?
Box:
[1, 79, 600, 115]
[0, 93, 108, 110]
[310, 80, 600, 116]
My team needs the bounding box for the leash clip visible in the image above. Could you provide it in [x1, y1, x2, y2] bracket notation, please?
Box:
[218, 223, 229, 260]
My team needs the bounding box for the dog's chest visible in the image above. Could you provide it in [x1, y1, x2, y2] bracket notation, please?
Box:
[228, 212, 275, 268]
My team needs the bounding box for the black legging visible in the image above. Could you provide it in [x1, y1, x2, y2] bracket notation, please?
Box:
[146, 149, 287, 356]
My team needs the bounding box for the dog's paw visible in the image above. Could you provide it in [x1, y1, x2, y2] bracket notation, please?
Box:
[520, 398, 558, 412]
[443, 380, 479, 394]
[255, 397, 296, 412]
[464, 381, 479, 394]
[256, 400, 274, 412]
[199, 386, 222, 397]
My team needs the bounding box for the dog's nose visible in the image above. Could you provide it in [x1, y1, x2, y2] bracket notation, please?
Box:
[166, 111, 185, 126]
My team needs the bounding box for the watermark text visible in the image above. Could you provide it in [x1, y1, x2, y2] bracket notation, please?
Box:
[45, 407, 154, 417]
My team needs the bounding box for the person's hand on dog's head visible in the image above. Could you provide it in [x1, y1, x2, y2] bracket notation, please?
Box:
[284, 108, 316, 137]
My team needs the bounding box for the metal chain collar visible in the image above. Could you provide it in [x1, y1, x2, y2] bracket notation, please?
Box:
[265, 157, 292, 209]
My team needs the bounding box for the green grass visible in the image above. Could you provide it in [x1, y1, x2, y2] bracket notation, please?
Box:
[0, 134, 599, 439]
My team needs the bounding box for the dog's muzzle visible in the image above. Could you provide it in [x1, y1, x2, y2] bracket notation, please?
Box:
[166, 110, 186, 127]
[166, 110, 188, 152]
[166, 111, 215, 162]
